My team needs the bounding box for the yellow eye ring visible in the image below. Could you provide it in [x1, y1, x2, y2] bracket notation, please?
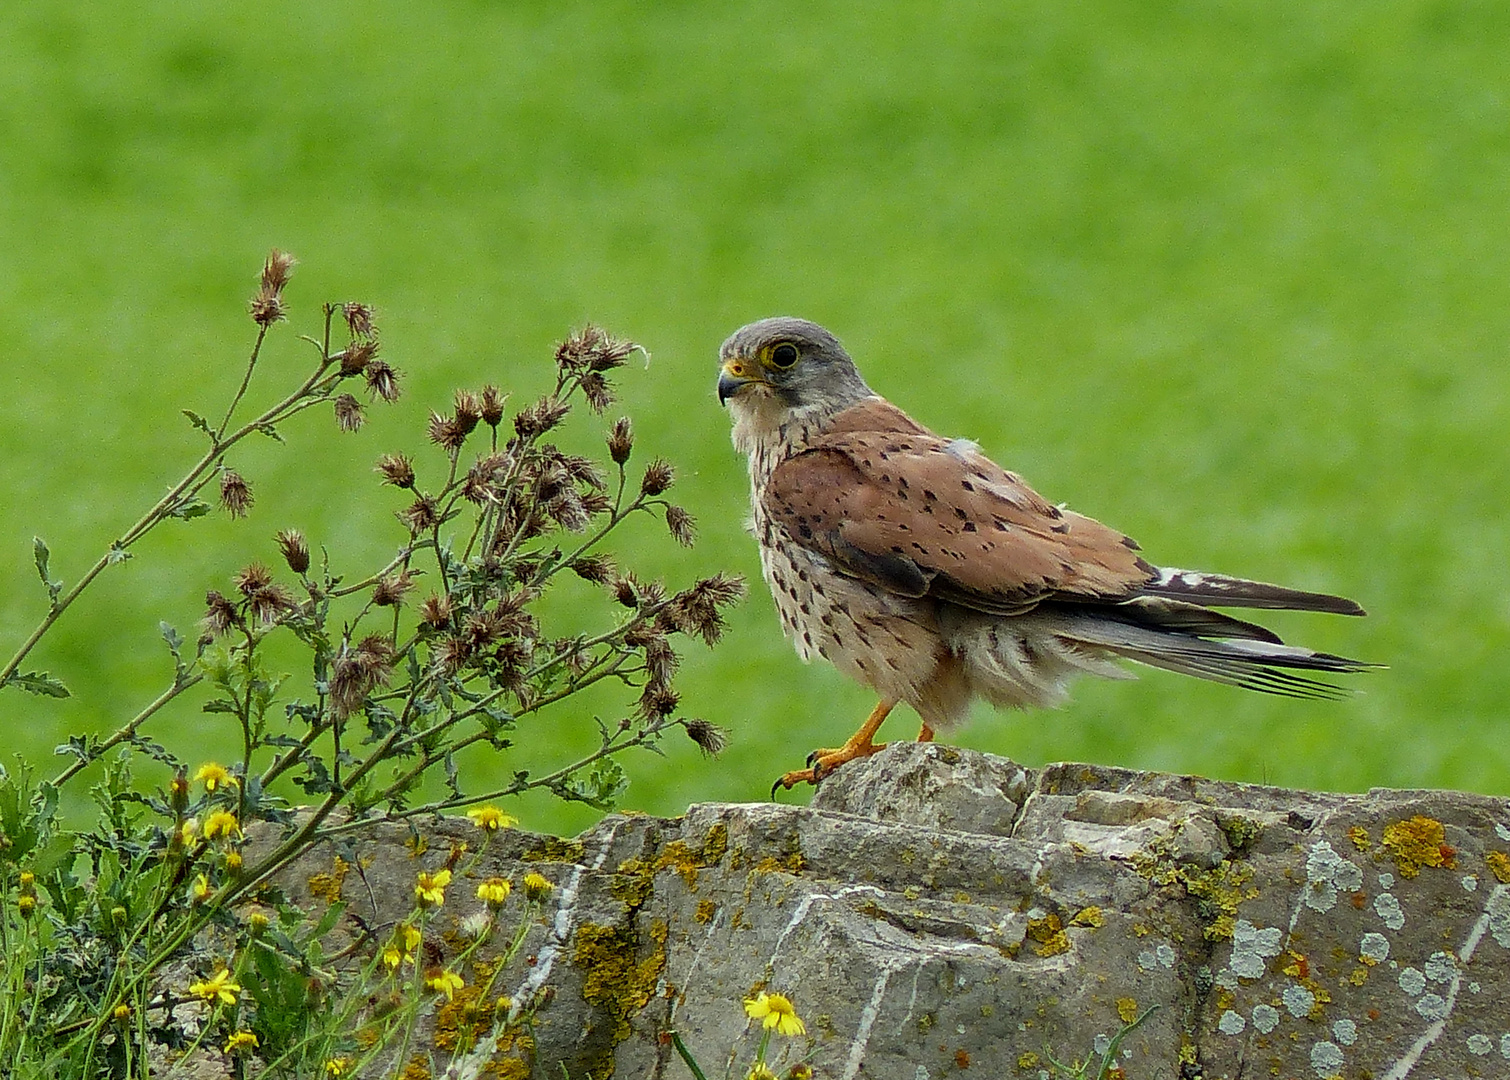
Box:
[770, 343, 799, 369]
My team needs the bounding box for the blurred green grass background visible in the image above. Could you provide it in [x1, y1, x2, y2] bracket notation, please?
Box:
[2, 1, 1507, 837]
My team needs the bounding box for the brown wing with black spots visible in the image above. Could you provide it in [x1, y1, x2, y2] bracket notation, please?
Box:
[763, 399, 1156, 615]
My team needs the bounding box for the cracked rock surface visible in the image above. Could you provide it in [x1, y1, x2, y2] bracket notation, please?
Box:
[281, 743, 1510, 1079]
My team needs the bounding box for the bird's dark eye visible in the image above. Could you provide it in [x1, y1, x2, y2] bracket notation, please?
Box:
[770, 343, 799, 369]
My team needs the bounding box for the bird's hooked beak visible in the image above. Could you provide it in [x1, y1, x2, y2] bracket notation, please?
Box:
[717, 357, 765, 405]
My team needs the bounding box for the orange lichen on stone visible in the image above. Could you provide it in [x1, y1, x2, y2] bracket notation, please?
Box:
[694, 899, 717, 924]
[307, 855, 350, 903]
[1485, 851, 1510, 884]
[1382, 816, 1454, 878]
[1071, 906, 1105, 928]
[1348, 967, 1369, 986]
[1027, 914, 1070, 957]
[1116, 997, 1138, 1023]
[1347, 826, 1371, 852]
[1282, 952, 1309, 979]
[954, 1049, 971, 1069]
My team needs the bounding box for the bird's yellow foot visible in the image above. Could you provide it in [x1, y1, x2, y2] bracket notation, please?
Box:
[773, 734, 889, 791]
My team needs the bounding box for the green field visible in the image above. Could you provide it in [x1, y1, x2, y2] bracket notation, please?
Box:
[2, 1, 1507, 837]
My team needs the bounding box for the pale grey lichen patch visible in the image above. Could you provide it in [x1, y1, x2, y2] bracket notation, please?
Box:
[1252, 1004, 1281, 1034]
[1138, 943, 1176, 971]
[1495, 822, 1510, 842]
[1399, 967, 1427, 996]
[1467, 1034, 1493, 1056]
[1379, 871, 1395, 888]
[1424, 950, 1456, 983]
[1310, 1040, 1344, 1076]
[1229, 919, 1284, 979]
[1332, 1019, 1357, 1046]
[1470, 981, 1481, 993]
[1304, 840, 1364, 912]
[1219, 1010, 1246, 1035]
[1283, 984, 1316, 1017]
[1092, 1033, 1111, 1055]
[1463, 875, 1479, 892]
[1488, 887, 1510, 948]
[1500, 1032, 1510, 1058]
[1416, 992, 1449, 1020]
[1375, 892, 1406, 930]
[1360, 932, 1390, 963]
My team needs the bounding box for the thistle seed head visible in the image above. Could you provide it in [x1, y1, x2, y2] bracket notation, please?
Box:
[453, 390, 483, 435]
[334, 393, 366, 432]
[480, 385, 506, 426]
[376, 452, 416, 489]
[427, 411, 467, 452]
[607, 418, 633, 465]
[342, 302, 375, 339]
[372, 571, 415, 608]
[364, 359, 401, 402]
[339, 339, 379, 376]
[665, 505, 696, 547]
[219, 471, 254, 519]
[275, 529, 311, 574]
[640, 459, 674, 497]
[682, 719, 728, 757]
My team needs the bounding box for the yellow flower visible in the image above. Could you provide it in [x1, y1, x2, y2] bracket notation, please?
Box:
[384, 923, 421, 969]
[477, 877, 511, 908]
[224, 1030, 259, 1055]
[111, 1003, 131, 1023]
[187, 969, 241, 1006]
[744, 992, 806, 1037]
[176, 818, 199, 846]
[190, 874, 212, 904]
[203, 810, 241, 841]
[194, 763, 237, 792]
[745, 1066, 776, 1080]
[415, 868, 451, 907]
[789, 1066, 814, 1080]
[324, 1057, 351, 1078]
[17, 895, 37, 919]
[426, 969, 464, 999]
[522, 872, 553, 902]
[467, 805, 517, 832]
[225, 850, 243, 873]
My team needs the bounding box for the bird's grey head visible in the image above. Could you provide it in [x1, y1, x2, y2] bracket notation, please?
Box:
[717, 317, 873, 418]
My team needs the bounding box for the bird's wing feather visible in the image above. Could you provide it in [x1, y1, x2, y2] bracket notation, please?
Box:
[763, 400, 1155, 614]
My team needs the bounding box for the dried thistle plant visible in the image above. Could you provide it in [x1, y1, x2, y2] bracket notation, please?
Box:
[0, 253, 741, 1075]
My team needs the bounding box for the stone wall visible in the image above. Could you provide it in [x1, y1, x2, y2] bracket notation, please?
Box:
[280, 743, 1510, 1079]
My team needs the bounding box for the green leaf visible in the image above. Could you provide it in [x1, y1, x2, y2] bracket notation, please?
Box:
[182, 409, 213, 436]
[106, 542, 132, 565]
[167, 499, 211, 521]
[255, 421, 285, 443]
[33, 536, 62, 606]
[4, 670, 70, 698]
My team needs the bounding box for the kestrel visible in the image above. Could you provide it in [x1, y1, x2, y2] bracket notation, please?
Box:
[717, 317, 1372, 790]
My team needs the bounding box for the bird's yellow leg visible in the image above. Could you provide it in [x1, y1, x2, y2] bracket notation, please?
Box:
[776, 699, 896, 790]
